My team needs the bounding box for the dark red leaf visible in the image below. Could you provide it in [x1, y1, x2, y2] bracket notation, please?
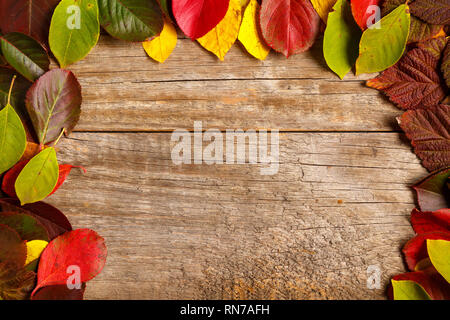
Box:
[32, 229, 107, 297]
[398, 104, 450, 172]
[350, 0, 382, 31]
[260, 0, 320, 57]
[413, 167, 450, 211]
[409, 0, 450, 26]
[442, 42, 450, 88]
[411, 208, 450, 234]
[0, 223, 27, 267]
[0, 0, 60, 47]
[0, 211, 49, 241]
[0, 198, 72, 240]
[367, 42, 447, 110]
[403, 231, 450, 271]
[0, 261, 36, 300]
[172, 0, 230, 39]
[32, 283, 86, 300]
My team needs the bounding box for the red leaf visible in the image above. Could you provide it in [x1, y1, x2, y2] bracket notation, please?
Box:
[411, 208, 450, 234]
[32, 283, 86, 300]
[389, 271, 450, 300]
[398, 105, 450, 172]
[413, 167, 450, 212]
[403, 231, 450, 271]
[0, 224, 27, 267]
[0, 198, 72, 240]
[48, 165, 86, 197]
[260, 0, 320, 57]
[2, 161, 85, 198]
[351, 0, 382, 31]
[0, 0, 60, 47]
[172, 0, 230, 39]
[367, 42, 447, 110]
[32, 229, 107, 298]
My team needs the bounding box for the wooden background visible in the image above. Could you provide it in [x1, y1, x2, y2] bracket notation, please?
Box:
[47, 34, 426, 299]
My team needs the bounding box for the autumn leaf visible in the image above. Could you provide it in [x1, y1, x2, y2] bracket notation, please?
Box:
[32, 229, 107, 298]
[389, 271, 450, 300]
[15, 147, 59, 206]
[238, 0, 270, 61]
[0, 224, 27, 267]
[367, 43, 447, 110]
[0, 261, 35, 300]
[25, 69, 82, 145]
[417, 36, 448, 60]
[403, 231, 450, 271]
[98, 0, 164, 42]
[398, 105, 450, 172]
[323, 0, 362, 79]
[413, 168, 450, 212]
[411, 208, 450, 234]
[391, 279, 432, 300]
[443, 42, 450, 88]
[25, 240, 48, 271]
[173, 0, 230, 39]
[0, 212, 49, 241]
[355, 4, 410, 75]
[49, 0, 100, 68]
[409, 0, 450, 26]
[32, 283, 86, 300]
[310, 0, 337, 22]
[427, 239, 450, 282]
[0, 0, 60, 47]
[48, 164, 86, 196]
[260, 0, 320, 57]
[197, 0, 241, 61]
[143, 18, 177, 63]
[382, 0, 444, 44]
[0, 68, 31, 125]
[350, 0, 381, 31]
[0, 32, 50, 82]
[0, 103, 27, 175]
[0, 199, 72, 240]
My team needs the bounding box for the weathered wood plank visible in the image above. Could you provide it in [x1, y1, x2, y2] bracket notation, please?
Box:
[67, 36, 400, 132]
[47, 132, 426, 299]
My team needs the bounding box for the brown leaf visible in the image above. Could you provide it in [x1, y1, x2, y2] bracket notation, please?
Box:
[409, 0, 450, 26]
[0, 262, 36, 300]
[398, 105, 450, 172]
[367, 41, 446, 110]
[442, 42, 450, 88]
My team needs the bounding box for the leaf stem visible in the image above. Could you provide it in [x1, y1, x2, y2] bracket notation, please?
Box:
[52, 128, 66, 147]
[7, 75, 16, 106]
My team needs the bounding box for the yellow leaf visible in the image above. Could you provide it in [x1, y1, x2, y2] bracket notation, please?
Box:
[25, 240, 48, 266]
[143, 18, 177, 63]
[238, 0, 270, 61]
[240, 0, 250, 8]
[197, 0, 242, 61]
[311, 0, 337, 22]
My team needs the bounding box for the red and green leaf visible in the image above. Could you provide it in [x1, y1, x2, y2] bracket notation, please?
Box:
[398, 104, 450, 172]
[0, 212, 49, 241]
[389, 271, 450, 300]
[260, 0, 320, 57]
[172, 0, 230, 39]
[32, 229, 107, 297]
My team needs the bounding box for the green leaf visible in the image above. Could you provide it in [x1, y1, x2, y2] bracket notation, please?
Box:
[356, 4, 410, 75]
[0, 104, 26, 174]
[15, 147, 59, 206]
[49, 0, 100, 68]
[323, 0, 361, 79]
[392, 280, 432, 300]
[0, 212, 49, 242]
[427, 239, 450, 283]
[98, 0, 164, 42]
[0, 32, 49, 82]
[25, 69, 82, 145]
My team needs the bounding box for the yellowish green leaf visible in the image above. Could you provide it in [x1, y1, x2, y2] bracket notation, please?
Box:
[392, 280, 432, 300]
[427, 239, 450, 283]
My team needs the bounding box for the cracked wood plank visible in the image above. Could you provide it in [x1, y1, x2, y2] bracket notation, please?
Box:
[47, 132, 426, 299]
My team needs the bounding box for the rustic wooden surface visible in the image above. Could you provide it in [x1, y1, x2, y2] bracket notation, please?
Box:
[46, 35, 426, 299]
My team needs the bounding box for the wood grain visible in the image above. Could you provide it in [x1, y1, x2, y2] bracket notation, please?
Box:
[47, 132, 426, 299]
[68, 36, 401, 132]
